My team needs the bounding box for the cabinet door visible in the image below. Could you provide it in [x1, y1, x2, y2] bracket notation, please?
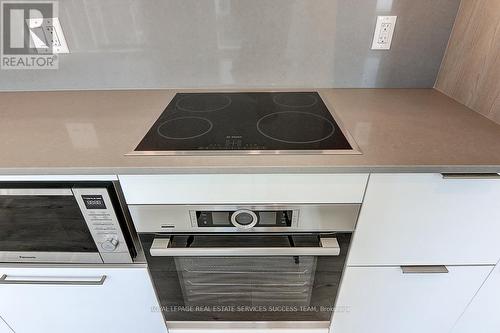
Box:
[348, 173, 500, 265]
[331, 265, 492, 333]
[452, 264, 500, 333]
[0, 266, 165, 333]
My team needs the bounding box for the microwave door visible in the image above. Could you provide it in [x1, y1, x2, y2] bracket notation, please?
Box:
[0, 188, 102, 263]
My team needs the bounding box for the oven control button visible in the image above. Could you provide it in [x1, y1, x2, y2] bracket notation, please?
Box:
[230, 210, 258, 229]
[101, 236, 119, 251]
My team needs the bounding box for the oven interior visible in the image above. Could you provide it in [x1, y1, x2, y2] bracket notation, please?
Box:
[140, 233, 351, 321]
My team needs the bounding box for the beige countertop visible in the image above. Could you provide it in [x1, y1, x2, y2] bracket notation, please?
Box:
[1, 88, 500, 175]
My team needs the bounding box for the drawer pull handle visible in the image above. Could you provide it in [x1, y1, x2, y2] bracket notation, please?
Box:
[401, 266, 448, 274]
[0, 274, 107, 285]
[441, 173, 500, 180]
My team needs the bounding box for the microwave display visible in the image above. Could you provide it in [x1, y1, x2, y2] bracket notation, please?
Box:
[82, 195, 106, 210]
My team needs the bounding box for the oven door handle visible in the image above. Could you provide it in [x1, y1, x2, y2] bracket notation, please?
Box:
[149, 237, 341, 257]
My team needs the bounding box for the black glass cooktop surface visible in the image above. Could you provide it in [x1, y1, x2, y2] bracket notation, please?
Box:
[133, 92, 356, 154]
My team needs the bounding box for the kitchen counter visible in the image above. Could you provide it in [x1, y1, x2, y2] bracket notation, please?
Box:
[1, 88, 500, 174]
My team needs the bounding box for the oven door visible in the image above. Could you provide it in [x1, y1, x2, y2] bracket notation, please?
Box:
[140, 233, 350, 322]
[0, 188, 101, 263]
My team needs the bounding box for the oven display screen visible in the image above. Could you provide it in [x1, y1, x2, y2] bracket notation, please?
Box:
[82, 195, 106, 209]
[196, 210, 292, 228]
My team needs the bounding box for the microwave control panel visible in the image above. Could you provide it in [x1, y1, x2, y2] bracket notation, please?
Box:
[73, 188, 132, 263]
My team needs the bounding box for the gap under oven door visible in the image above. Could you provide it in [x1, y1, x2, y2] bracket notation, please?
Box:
[139, 233, 351, 322]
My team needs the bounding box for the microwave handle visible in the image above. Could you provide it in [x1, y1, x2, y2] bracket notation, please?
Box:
[150, 237, 340, 257]
[0, 188, 73, 196]
[0, 274, 106, 285]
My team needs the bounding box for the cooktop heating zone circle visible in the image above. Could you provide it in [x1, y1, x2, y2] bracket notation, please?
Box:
[176, 94, 232, 113]
[272, 94, 318, 108]
[157, 116, 213, 140]
[257, 111, 335, 144]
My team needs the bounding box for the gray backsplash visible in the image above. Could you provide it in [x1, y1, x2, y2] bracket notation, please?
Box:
[0, 0, 460, 91]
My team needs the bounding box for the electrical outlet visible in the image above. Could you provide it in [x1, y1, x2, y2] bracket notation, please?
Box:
[27, 17, 69, 54]
[371, 16, 397, 50]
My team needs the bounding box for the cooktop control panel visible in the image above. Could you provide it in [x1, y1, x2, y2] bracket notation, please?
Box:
[190, 209, 298, 230]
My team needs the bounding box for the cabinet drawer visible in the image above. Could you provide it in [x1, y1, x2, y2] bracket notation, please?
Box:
[331, 265, 492, 333]
[348, 173, 500, 265]
[119, 174, 368, 204]
[0, 265, 165, 333]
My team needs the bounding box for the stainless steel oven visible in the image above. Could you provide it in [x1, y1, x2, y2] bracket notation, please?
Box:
[0, 182, 135, 264]
[132, 204, 360, 326]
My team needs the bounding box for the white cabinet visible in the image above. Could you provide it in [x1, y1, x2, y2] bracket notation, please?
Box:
[118, 174, 369, 204]
[348, 173, 500, 265]
[452, 263, 500, 333]
[0, 265, 166, 333]
[331, 265, 492, 333]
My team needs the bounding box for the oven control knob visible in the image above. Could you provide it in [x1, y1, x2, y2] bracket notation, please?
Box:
[230, 210, 258, 229]
[101, 236, 119, 251]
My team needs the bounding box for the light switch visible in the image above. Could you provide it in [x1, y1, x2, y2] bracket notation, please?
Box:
[371, 16, 397, 50]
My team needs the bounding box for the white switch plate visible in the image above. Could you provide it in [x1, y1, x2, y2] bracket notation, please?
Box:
[371, 16, 397, 50]
[27, 17, 69, 54]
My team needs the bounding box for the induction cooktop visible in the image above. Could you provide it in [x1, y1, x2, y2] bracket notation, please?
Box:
[129, 92, 360, 155]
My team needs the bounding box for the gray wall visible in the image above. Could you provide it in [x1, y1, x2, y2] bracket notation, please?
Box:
[0, 0, 460, 91]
